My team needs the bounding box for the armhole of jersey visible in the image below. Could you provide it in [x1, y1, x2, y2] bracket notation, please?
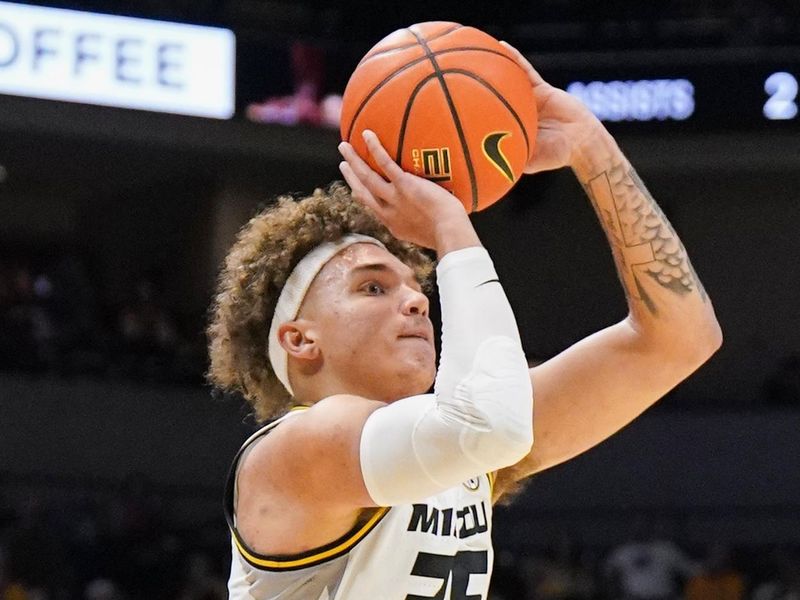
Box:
[487, 471, 496, 494]
[223, 406, 391, 572]
[232, 505, 390, 571]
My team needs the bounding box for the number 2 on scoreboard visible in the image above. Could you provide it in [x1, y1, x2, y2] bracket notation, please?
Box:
[763, 72, 798, 120]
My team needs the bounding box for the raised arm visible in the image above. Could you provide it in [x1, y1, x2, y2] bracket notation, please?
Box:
[493, 44, 722, 501]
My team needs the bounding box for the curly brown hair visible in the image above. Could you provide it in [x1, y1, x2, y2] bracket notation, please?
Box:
[207, 182, 434, 423]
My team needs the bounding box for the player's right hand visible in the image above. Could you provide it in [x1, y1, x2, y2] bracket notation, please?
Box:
[500, 41, 602, 174]
[338, 130, 480, 255]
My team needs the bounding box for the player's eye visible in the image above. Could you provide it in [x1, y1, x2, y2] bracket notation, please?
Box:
[362, 282, 386, 296]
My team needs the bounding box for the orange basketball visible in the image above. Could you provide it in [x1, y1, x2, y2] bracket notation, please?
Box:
[340, 22, 538, 213]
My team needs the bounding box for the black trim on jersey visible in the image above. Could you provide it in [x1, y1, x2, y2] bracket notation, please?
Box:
[223, 410, 391, 572]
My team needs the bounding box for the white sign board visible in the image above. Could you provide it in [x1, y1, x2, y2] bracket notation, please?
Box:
[0, 1, 235, 118]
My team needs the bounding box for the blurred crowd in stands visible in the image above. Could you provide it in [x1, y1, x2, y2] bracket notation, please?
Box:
[490, 532, 800, 600]
[0, 478, 228, 600]
[2, 249, 798, 406]
[1, 479, 800, 600]
[0, 251, 205, 386]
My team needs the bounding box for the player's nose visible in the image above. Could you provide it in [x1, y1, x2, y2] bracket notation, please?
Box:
[401, 286, 429, 317]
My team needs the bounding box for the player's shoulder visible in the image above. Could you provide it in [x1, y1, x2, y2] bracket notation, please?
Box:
[239, 395, 386, 482]
[307, 393, 387, 414]
[236, 394, 386, 512]
[282, 394, 387, 436]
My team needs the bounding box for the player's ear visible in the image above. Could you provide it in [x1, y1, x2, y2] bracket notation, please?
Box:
[278, 319, 320, 362]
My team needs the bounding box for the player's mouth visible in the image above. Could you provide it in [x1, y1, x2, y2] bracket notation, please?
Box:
[398, 329, 431, 343]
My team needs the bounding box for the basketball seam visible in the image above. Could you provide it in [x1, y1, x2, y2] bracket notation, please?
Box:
[396, 74, 440, 164]
[343, 47, 517, 142]
[444, 69, 531, 157]
[409, 30, 479, 212]
[345, 55, 431, 142]
[356, 24, 462, 68]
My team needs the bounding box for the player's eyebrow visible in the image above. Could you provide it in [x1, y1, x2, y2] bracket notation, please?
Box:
[350, 262, 392, 275]
[350, 262, 422, 290]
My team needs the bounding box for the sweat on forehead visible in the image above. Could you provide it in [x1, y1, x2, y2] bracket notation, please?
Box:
[313, 243, 403, 284]
[317, 244, 394, 279]
[327, 238, 436, 300]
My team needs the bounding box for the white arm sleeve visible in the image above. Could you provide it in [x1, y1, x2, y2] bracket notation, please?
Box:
[360, 246, 533, 506]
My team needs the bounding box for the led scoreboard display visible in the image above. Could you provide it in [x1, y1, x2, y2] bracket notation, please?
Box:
[540, 56, 800, 131]
[0, 1, 235, 118]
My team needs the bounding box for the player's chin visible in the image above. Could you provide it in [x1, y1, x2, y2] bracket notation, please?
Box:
[397, 338, 435, 364]
[396, 348, 436, 391]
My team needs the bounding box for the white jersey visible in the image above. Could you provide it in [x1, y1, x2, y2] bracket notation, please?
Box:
[225, 410, 496, 600]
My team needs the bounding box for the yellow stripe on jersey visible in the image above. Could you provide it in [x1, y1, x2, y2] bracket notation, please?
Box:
[487, 471, 496, 493]
[232, 506, 390, 570]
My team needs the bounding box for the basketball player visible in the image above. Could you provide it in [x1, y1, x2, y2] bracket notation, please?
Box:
[207, 44, 722, 599]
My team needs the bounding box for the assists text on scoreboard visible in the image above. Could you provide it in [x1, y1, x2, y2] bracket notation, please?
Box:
[560, 65, 798, 127]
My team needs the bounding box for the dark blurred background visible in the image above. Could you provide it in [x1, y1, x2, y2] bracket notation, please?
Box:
[1, 1, 799, 599]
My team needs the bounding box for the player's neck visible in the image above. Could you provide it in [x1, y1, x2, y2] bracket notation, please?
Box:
[289, 358, 426, 403]
[290, 368, 394, 404]
[289, 367, 359, 404]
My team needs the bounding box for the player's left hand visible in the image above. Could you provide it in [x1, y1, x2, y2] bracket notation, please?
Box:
[500, 41, 603, 174]
[338, 130, 478, 253]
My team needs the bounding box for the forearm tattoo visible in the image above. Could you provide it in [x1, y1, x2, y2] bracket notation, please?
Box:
[580, 161, 707, 316]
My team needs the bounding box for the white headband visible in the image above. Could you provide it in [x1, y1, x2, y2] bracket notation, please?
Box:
[268, 234, 387, 396]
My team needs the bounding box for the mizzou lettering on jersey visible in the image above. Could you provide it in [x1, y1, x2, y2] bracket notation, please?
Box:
[406, 501, 489, 539]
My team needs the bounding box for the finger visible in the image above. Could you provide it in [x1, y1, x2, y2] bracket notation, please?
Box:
[338, 161, 387, 216]
[338, 141, 394, 200]
[499, 41, 545, 87]
[362, 130, 405, 182]
[338, 160, 373, 203]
